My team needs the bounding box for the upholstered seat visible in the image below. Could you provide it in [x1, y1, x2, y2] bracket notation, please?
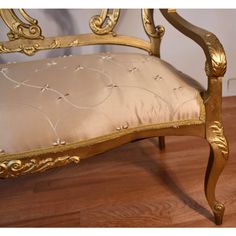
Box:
[0, 52, 205, 155]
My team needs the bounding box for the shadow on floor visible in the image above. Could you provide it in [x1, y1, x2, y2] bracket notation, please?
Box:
[135, 138, 214, 223]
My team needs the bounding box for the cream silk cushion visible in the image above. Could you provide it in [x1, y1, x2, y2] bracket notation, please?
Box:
[0, 53, 205, 155]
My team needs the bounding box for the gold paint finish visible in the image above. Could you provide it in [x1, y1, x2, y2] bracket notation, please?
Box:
[210, 121, 228, 160]
[0, 155, 80, 178]
[204, 77, 228, 225]
[0, 34, 151, 56]
[0, 9, 229, 225]
[0, 44, 11, 53]
[0, 9, 44, 41]
[142, 9, 165, 39]
[142, 9, 165, 57]
[158, 11, 228, 224]
[89, 9, 120, 35]
[0, 9, 150, 56]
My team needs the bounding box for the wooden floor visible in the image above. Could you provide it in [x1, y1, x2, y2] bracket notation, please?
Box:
[0, 97, 236, 227]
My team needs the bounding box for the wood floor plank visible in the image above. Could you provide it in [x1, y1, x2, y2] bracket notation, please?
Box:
[0, 96, 236, 227]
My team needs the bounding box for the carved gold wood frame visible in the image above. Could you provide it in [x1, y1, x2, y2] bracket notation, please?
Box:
[141, 9, 165, 57]
[90, 9, 120, 35]
[0, 9, 44, 41]
[0, 9, 152, 56]
[0, 9, 164, 56]
[0, 9, 229, 225]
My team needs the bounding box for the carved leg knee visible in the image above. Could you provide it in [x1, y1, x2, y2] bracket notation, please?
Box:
[205, 122, 229, 225]
[159, 136, 165, 150]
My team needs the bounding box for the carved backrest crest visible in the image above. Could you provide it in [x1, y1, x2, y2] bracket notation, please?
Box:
[142, 9, 165, 39]
[0, 9, 44, 41]
[141, 9, 165, 57]
[0, 9, 164, 57]
[89, 9, 120, 35]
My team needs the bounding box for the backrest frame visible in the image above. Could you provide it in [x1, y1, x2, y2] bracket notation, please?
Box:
[0, 9, 164, 57]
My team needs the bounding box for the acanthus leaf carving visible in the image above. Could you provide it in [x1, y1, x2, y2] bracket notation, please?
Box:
[210, 121, 228, 160]
[204, 35, 227, 77]
[0, 155, 80, 178]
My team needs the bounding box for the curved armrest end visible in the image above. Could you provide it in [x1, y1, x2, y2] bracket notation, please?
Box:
[160, 9, 226, 77]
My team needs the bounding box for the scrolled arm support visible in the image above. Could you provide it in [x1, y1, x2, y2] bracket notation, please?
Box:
[160, 9, 226, 78]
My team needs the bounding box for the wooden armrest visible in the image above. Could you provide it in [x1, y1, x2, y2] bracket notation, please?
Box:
[160, 9, 227, 78]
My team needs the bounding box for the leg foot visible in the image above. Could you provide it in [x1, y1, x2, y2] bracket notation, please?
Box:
[213, 202, 225, 225]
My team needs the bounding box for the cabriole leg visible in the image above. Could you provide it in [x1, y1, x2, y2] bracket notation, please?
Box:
[205, 121, 229, 225]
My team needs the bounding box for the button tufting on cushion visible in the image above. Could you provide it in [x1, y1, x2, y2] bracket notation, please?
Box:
[0, 53, 205, 155]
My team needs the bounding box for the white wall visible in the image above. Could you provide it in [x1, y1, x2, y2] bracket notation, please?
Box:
[0, 9, 236, 96]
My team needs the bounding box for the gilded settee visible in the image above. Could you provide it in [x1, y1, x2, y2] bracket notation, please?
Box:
[0, 9, 228, 225]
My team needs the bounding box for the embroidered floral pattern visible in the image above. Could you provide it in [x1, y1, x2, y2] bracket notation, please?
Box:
[0, 53, 204, 155]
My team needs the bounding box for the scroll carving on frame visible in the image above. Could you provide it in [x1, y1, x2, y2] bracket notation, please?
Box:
[0, 155, 80, 178]
[89, 9, 120, 35]
[0, 9, 44, 41]
[142, 9, 165, 39]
